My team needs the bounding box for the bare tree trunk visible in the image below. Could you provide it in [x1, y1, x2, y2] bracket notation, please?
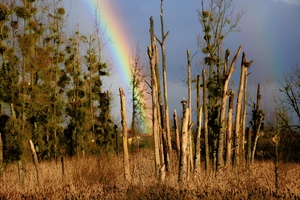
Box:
[131, 75, 136, 146]
[29, 140, 41, 187]
[178, 108, 190, 183]
[251, 119, 263, 162]
[174, 109, 180, 158]
[159, 124, 166, 182]
[11, 103, 16, 119]
[218, 46, 242, 169]
[187, 49, 194, 174]
[158, 0, 172, 160]
[234, 52, 253, 166]
[194, 107, 202, 172]
[234, 66, 244, 166]
[160, 104, 169, 173]
[246, 127, 252, 166]
[226, 91, 235, 166]
[148, 17, 162, 179]
[241, 70, 249, 162]
[202, 69, 210, 171]
[194, 75, 202, 172]
[18, 160, 24, 187]
[119, 87, 130, 182]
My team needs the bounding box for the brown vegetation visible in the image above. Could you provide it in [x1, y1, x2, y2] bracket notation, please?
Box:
[0, 149, 299, 199]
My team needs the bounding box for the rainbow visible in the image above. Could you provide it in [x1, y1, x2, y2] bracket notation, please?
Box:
[83, 0, 151, 132]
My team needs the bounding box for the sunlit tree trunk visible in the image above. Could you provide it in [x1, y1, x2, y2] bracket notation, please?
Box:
[148, 16, 164, 180]
[29, 140, 40, 187]
[157, 0, 172, 162]
[119, 88, 130, 182]
[226, 91, 234, 166]
[218, 46, 241, 169]
[178, 108, 190, 183]
[235, 52, 253, 165]
[241, 69, 249, 161]
[187, 49, 194, 173]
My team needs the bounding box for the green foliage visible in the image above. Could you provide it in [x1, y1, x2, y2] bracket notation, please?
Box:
[94, 92, 118, 154]
[250, 102, 265, 131]
[2, 117, 23, 162]
[0, 0, 119, 162]
[15, 6, 31, 19]
[0, 3, 8, 22]
[18, 34, 35, 55]
[0, 52, 20, 103]
[57, 7, 65, 15]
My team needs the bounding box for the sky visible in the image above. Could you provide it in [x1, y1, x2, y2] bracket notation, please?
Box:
[65, 0, 300, 126]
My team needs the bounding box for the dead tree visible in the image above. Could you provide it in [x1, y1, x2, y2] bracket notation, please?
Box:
[241, 71, 250, 160]
[148, 17, 165, 180]
[234, 52, 253, 166]
[251, 83, 264, 163]
[29, 140, 41, 187]
[160, 104, 168, 172]
[202, 69, 210, 171]
[187, 49, 194, 173]
[174, 109, 180, 158]
[226, 91, 235, 166]
[157, 0, 172, 160]
[194, 75, 202, 172]
[178, 108, 190, 183]
[119, 87, 130, 182]
[217, 46, 242, 169]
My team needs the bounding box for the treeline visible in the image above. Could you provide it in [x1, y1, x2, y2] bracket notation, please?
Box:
[0, 0, 118, 162]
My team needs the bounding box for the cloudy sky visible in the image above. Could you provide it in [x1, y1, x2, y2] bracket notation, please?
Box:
[67, 0, 300, 123]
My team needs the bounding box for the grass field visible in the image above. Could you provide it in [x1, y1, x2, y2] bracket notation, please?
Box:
[0, 149, 299, 199]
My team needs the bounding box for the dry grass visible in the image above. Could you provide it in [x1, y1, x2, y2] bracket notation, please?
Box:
[0, 149, 299, 199]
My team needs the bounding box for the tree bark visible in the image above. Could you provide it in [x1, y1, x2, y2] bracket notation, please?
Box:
[241, 70, 249, 161]
[226, 91, 234, 166]
[194, 107, 202, 173]
[202, 69, 210, 171]
[157, 0, 172, 160]
[160, 104, 169, 172]
[148, 17, 162, 179]
[29, 140, 41, 187]
[218, 46, 241, 169]
[174, 109, 180, 158]
[119, 87, 130, 182]
[187, 49, 194, 173]
[194, 75, 202, 173]
[234, 52, 253, 166]
[178, 108, 190, 183]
